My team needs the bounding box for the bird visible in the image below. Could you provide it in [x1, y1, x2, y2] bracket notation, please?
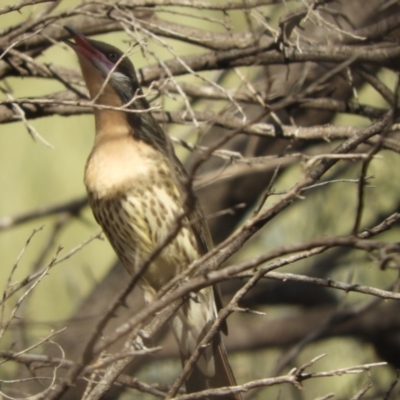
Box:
[64, 26, 242, 399]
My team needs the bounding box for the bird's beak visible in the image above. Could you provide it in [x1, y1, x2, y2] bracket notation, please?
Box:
[64, 26, 108, 68]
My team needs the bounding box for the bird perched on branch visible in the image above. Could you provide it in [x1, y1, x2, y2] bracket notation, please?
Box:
[64, 26, 241, 399]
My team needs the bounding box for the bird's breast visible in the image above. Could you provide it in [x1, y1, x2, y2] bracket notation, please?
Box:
[84, 135, 157, 199]
[84, 135, 200, 292]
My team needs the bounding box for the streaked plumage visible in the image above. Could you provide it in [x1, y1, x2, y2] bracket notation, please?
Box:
[65, 26, 241, 399]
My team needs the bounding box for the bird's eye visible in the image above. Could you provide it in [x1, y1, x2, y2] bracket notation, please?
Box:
[108, 52, 118, 62]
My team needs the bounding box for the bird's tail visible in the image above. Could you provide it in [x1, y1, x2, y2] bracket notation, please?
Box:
[171, 287, 242, 400]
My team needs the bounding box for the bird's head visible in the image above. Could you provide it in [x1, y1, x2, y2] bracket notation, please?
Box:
[64, 26, 139, 105]
[64, 27, 169, 151]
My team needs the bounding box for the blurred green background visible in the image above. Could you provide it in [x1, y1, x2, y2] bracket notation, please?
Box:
[1, 1, 400, 399]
